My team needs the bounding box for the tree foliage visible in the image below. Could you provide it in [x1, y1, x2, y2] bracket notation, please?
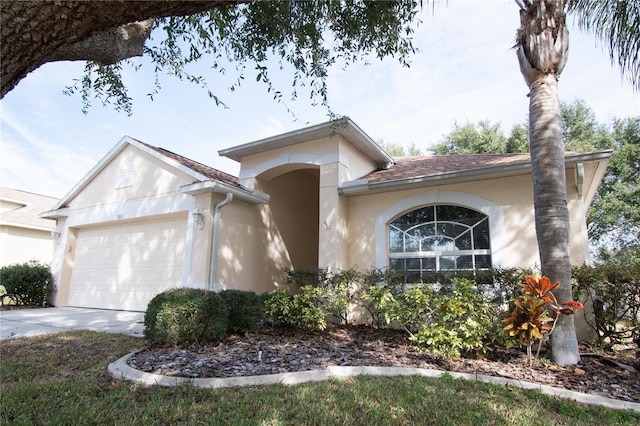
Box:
[432, 120, 511, 154]
[433, 100, 640, 258]
[587, 117, 640, 251]
[378, 140, 424, 157]
[567, 0, 640, 91]
[1, 1, 421, 115]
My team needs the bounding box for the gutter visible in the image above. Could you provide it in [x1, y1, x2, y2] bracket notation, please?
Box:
[181, 181, 269, 205]
[209, 193, 233, 291]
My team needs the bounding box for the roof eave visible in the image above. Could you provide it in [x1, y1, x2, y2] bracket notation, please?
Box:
[0, 221, 56, 231]
[181, 181, 270, 205]
[39, 207, 70, 219]
[338, 150, 614, 196]
[218, 118, 393, 168]
[50, 137, 212, 211]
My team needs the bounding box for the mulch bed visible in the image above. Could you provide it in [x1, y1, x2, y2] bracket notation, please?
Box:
[129, 324, 640, 403]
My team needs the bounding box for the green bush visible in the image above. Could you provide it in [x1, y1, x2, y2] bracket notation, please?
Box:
[392, 285, 435, 333]
[410, 279, 493, 357]
[263, 288, 294, 327]
[144, 288, 228, 346]
[361, 285, 396, 328]
[263, 286, 327, 331]
[0, 261, 52, 306]
[572, 263, 640, 348]
[219, 289, 264, 334]
[318, 268, 364, 325]
[286, 268, 329, 290]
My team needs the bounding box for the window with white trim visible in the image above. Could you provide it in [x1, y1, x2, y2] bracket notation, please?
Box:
[389, 205, 491, 283]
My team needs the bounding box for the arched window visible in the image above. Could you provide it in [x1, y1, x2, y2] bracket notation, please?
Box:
[389, 205, 491, 283]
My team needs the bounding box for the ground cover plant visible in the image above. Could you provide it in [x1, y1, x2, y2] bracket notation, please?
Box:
[2, 331, 638, 425]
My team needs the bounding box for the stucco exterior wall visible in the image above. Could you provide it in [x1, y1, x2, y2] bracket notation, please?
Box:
[67, 145, 195, 213]
[216, 200, 292, 294]
[345, 169, 591, 272]
[237, 135, 378, 188]
[0, 225, 54, 267]
[258, 169, 320, 271]
[50, 145, 202, 307]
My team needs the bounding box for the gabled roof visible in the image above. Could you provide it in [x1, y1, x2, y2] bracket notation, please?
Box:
[1, 187, 58, 230]
[137, 142, 245, 190]
[44, 137, 268, 216]
[340, 151, 612, 200]
[218, 118, 394, 169]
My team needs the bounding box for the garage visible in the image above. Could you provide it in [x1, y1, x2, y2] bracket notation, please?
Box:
[67, 216, 187, 311]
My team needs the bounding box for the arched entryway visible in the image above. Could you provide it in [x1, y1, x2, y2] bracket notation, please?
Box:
[258, 166, 320, 270]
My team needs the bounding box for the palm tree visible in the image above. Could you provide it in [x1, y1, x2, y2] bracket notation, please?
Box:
[514, 0, 639, 365]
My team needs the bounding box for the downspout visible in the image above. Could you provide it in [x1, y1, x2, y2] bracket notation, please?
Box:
[209, 192, 233, 290]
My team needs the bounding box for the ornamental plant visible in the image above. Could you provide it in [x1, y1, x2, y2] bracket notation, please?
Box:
[410, 279, 493, 357]
[0, 261, 52, 306]
[503, 275, 584, 366]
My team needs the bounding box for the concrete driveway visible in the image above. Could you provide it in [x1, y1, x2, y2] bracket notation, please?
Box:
[0, 307, 145, 340]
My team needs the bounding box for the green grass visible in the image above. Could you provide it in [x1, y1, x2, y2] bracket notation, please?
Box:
[2, 331, 639, 425]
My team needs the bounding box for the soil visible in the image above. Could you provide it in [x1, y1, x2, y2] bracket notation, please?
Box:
[129, 324, 640, 403]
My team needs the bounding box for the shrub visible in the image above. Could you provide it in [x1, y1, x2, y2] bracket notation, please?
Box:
[144, 288, 228, 346]
[263, 288, 294, 327]
[319, 268, 363, 325]
[219, 289, 263, 334]
[286, 268, 328, 290]
[572, 263, 640, 348]
[361, 285, 396, 328]
[411, 279, 493, 357]
[392, 284, 435, 333]
[0, 261, 52, 306]
[263, 287, 327, 331]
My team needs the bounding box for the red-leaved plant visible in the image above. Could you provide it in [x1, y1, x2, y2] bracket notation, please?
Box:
[503, 275, 584, 366]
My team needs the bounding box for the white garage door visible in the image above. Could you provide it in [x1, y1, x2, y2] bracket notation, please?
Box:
[68, 216, 187, 311]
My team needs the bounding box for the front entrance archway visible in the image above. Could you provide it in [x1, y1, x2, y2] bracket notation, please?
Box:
[259, 167, 320, 270]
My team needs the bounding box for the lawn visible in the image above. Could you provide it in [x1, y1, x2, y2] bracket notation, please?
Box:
[1, 331, 639, 425]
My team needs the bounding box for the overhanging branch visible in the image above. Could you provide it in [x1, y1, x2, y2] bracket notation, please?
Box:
[45, 20, 154, 65]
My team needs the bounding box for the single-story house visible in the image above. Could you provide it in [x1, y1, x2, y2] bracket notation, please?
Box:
[42, 119, 611, 313]
[1, 187, 59, 267]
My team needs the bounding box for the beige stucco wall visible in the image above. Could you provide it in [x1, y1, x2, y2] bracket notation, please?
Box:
[51, 145, 202, 306]
[345, 168, 591, 272]
[216, 199, 292, 294]
[0, 225, 54, 267]
[237, 135, 378, 188]
[67, 145, 195, 212]
[258, 169, 320, 271]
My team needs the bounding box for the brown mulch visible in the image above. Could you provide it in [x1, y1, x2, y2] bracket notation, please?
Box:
[129, 325, 640, 403]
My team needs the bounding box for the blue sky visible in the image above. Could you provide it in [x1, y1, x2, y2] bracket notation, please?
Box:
[1, 0, 638, 199]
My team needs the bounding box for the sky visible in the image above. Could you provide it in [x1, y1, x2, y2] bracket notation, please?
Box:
[1, 0, 638, 199]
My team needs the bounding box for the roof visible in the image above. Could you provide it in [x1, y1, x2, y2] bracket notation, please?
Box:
[218, 118, 394, 168]
[366, 153, 533, 183]
[44, 137, 268, 216]
[1, 187, 59, 230]
[138, 142, 246, 191]
[340, 151, 613, 196]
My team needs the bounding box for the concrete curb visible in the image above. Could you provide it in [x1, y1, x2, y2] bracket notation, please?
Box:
[108, 352, 640, 413]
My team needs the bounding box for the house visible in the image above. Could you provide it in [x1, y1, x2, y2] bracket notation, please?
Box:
[42, 119, 611, 313]
[1, 187, 59, 267]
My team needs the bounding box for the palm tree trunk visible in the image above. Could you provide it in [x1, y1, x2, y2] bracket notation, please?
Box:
[527, 74, 580, 366]
[516, 0, 580, 366]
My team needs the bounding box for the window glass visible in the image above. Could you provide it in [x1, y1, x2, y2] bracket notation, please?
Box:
[389, 204, 492, 283]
